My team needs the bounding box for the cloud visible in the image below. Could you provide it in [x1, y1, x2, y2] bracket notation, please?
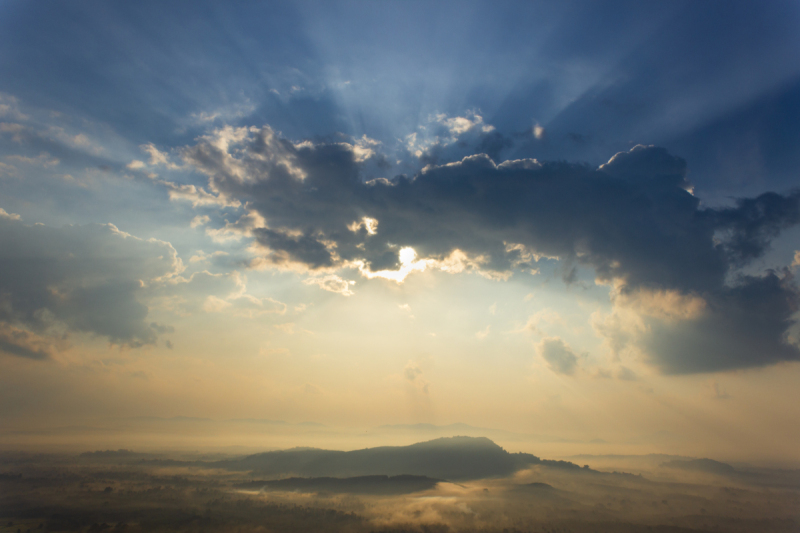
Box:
[641, 272, 800, 373]
[188, 250, 228, 264]
[0, 161, 16, 177]
[347, 216, 378, 235]
[303, 274, 355, 296]
[537, 337, 579, 375]
[252, 227, 338, 269]
[709, 380, 731, 399]
[0, 208, 21, 220]
[350, 134, 381, 163]
[592, 272, 800, 374]
[190, 215, 211, 228]
[0, 216, 182, 354]
[434, 111, 494, 138]
[398, 304, 415, 319]
[0, 323, 56, 360]
[6, 152, 59, 167]
[141, 143, 180, 169]
[177, 127, 800, 373]
[158, 179, 241, 208]
[403, 112, 510, 165]
[150, 269, 285, 319]
[616, 366, 638, 381]
[0, 93, 28, 121]
[521, 309, 564, 334]
[403, 360, 429, 394]
[202, 295, 231, 313]
[205, 210, 266, 243]
[404, 362, 422, 382]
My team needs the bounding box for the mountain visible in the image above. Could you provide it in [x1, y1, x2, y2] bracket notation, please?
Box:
[215, 436, 543, 481]
[661, 458, 737, 475]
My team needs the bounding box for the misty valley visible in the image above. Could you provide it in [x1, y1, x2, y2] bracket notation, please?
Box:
[2, 436, 798, 533]
[4, 2, 800, 533]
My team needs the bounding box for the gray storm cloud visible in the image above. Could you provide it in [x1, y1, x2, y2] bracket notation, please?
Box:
[0, 216, 180, 357]
[537, 337, 579, 375]
[178, 127, 800, 373]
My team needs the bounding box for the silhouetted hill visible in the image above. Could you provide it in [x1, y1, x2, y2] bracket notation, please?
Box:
[661, 458, 737, 475]
[235, 474, 440, 494]
[216, 436, 544, 480]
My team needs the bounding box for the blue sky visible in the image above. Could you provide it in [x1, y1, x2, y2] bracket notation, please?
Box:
[1, 1, 800, 460]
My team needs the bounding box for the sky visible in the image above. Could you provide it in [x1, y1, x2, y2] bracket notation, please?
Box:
[1, 0, 800, 463]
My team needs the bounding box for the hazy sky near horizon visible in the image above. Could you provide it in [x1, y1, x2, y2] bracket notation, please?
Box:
[1, 0, 800, 461]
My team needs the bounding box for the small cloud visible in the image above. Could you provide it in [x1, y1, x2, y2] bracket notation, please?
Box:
[126, 160, 145, 170]
[347, 216, 379, 235]
[489, 303, 497, 315]
[476, 325, 491, 340]
[537, 337, 578, 375]
[533, 123, 546, 140]
[792, 250, 800, 268]
[616, 366, 638, 381]
[202, 295, 231, 313]
[190, 215, 210, 228]
[398, 303, 415, 319]
[7, 152, 59, 167]
[520, 309, 563, 334]
[304, 274, 355, 296]
[709, 380, 731, 399]
[0, 208, 21, 220]
[189, 250, 228, 263]
[0, 161, 16, 177]
[350, 135, 381, 163]
[403, 360, 429, 394]
[189, 101, 255, 125]
[159, 180, 240, 208]
[141, 142, 180, 169]
[434, 110, 494, 138]
[594, 368, 613, 379]
[206, 210, 266, 243]
[0, 323, 54, 360]
[0, 94, 28, 120]
[404, 361, 422, 382]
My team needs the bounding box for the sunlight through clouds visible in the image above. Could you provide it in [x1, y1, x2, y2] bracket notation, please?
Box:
[1, 1, 800, 487]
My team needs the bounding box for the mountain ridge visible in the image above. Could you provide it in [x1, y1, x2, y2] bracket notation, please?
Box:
[214, 436, 545, 480]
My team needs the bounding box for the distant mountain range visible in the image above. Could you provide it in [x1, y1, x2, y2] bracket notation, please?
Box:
[661, 458, 738, 475]
[77, 436, 599, 482]
[213, 436, 585, 481]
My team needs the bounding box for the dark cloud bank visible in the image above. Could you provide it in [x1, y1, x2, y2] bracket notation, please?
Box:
[0, 216, 179, 358]
[184, 126, 800, 374]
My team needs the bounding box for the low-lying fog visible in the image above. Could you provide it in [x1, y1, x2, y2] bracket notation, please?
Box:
[2, 436, 799, 533]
